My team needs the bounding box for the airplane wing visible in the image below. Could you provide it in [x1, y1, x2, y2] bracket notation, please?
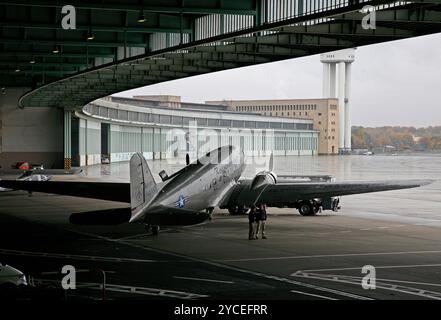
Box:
[0, 180, 130, 203]
[0, 168, 82, 176]
[224, 179, 433, 207]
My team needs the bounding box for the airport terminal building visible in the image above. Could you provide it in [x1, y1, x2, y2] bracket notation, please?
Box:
[74, 95, 319, 166]
[207, 98, 340, 155]
[0, 92, 324, 169]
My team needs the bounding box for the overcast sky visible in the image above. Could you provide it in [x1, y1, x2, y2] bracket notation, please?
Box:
[116, 32, 441, 128]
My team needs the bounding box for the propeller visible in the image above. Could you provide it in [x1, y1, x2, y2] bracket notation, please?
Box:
[269, 152, 274, 172]
[250, 153, 276, 190]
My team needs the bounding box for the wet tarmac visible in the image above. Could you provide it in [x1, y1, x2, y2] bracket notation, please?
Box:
[1, 154, 440, 300]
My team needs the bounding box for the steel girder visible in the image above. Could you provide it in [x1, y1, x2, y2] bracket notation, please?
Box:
[11, 0, 441, 109]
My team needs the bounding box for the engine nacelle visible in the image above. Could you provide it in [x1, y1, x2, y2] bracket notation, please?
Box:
[250, 171, 277, 190]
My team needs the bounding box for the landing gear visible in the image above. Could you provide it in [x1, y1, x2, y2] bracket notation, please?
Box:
[206, 207, 214, 220]
[228, 205, 248, 215]
[144, 224, 160, 235]
[151, 225, 160, 235]
[298, 201, 316, 216]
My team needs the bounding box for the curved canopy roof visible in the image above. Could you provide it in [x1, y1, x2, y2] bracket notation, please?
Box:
[1, 0, 440, 109]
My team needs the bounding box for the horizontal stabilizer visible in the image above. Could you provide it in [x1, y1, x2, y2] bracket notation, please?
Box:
[0, 168, 82, 176]
[69, 207, 131, 225]
[142, 205, 209, 226]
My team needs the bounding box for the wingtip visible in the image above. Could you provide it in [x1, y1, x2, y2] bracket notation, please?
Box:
[400, 179, 435, 188]
[419, 179, 435, 186]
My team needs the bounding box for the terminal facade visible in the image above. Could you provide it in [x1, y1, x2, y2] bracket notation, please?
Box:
[73, 95, 319, 167]
[0, 92, 330, 169]
[207, 98, 340, 155]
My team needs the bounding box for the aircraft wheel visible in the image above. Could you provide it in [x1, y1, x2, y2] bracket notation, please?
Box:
[298, 201, 315, 216]
[313, 202, 321, 214]
[151, 225, 160, 235]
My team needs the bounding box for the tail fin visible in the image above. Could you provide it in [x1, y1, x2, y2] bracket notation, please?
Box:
[129, 153, 158, 222]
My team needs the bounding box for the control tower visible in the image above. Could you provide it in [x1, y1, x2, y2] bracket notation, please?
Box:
[320, 48, 356, 154]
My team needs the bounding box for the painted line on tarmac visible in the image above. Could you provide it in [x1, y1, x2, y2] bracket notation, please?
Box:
[310, 273, 441, 288]
[301, 263, 441, 273]
[291, 272, 441, 300]
[36, 279, 208, 299]
[73, 230, 372, 300]
[217, 250, 441, 262]
[0, 248, 158, 263]
[174, 276, 235, 284]
[290, 290, 337, 300]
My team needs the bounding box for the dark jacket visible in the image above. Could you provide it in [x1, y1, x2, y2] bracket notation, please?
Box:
[256, 207, 267, 221]
[248, 209, 257, 223]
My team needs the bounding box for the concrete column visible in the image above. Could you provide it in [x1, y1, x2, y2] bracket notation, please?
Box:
[338, 61, 346, 152]
[344, 62, 352, 151]
[85, 119, 88, 166]
[322, 63, 330, 98]
[63, 110, 72, 169]
[329, 63, 337, 98]
[0, 87, 63, 168]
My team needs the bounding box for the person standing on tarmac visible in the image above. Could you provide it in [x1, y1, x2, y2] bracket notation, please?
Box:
[257, 203, 267, 239]
[248, 205, 258, 240]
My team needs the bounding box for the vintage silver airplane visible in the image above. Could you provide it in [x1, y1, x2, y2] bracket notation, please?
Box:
[0, 145, 433, 234]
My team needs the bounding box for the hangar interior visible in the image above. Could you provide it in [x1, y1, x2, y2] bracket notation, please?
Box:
[1, 0, 440, 168]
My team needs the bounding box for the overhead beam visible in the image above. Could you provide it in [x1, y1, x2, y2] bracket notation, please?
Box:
[0, 52, 115, 59]
[332, 4, 441, 22]
[0, 22, 192, 34]
[16, 0, 441, 108]
[0, 70, 78, 75]
[0, 1, 257, 15]
[281, 21, 415, 37]
[0, 38, 148, 48]
[0, 61, 88, 68]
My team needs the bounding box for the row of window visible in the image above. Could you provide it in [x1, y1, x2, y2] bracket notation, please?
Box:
[264, 111, 308, 117]
[85, 104, 314, 131]
[109, 130, 318, 153]
[236, 104, 318, 112]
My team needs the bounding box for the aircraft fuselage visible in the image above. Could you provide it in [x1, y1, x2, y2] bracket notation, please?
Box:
[149, 147, 245, 212]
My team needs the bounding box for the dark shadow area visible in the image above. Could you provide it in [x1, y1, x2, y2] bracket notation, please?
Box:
[69, 207, 131, 225]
